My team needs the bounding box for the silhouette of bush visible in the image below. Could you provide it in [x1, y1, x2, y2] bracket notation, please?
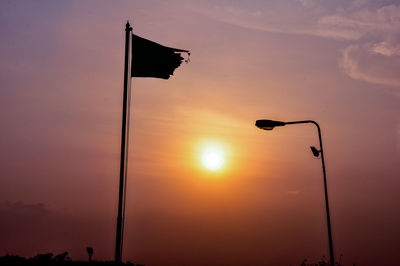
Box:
[1, 253, 353, 266]
[0, 253, 143, 266]
[54, 252, 71, 262]
[0, 254, 27, 265]
[33, 253, 53, 262]
[300, 256, 345, 266]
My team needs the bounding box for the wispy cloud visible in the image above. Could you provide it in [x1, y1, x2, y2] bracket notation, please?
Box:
[341, 44, 400, 87]
[397, 123, 400, 152]
[196, 0, 400, 88]
[370, 41, 400, 57]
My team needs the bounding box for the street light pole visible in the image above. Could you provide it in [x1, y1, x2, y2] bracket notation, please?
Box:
[255, 119, 335, 266]
[286, 121, 334, 266]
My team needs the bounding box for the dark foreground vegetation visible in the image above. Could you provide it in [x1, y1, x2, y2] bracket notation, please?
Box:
[300, 257, 346, 266]
[0, 253, 349, 266]
[0, 253, 144, 266]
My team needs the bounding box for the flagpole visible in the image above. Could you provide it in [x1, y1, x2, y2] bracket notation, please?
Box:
[115, 21, 132, 264]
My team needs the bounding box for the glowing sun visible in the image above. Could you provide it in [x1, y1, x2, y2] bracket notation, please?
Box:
[200, 144, 226, 171]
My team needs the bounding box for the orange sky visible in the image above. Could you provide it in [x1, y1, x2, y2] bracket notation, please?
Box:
[1, 1, 400, 265]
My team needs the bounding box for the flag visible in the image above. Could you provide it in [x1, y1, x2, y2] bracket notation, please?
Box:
[131, 34, 190, 79]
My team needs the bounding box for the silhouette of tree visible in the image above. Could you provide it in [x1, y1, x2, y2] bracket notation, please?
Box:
[54, 252, 70, 262]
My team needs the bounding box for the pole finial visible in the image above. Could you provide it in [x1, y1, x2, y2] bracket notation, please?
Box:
[126, 21, 132, 31]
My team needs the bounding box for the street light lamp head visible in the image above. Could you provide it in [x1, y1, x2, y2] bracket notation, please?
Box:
[255, 119, 286, 130]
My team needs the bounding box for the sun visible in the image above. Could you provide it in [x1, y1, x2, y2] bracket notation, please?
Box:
[200, 143, 226, 171]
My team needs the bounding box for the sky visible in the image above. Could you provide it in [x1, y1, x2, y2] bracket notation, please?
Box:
[0, 0, 399, 265]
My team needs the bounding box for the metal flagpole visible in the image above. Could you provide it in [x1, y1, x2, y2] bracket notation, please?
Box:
[115, 21, 132, 264]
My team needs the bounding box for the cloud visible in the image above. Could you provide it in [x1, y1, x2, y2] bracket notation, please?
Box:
[196, 1, 400, 88]
[197, 1, 399, 40]
[397, 123, 400, 152]
[298, 0, 317, 8]
[0, 201, 51, 222]
[341, 44, 400, 87]
[371, 41, 400, 56]
[333, 3, 400, 88]
[317, 4, 400, 38]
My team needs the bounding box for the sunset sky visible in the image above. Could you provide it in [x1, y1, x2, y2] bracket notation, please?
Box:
[1, 1, 400, 265]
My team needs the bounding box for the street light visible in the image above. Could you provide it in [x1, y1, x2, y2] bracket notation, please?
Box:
[255, 119, 335, 266]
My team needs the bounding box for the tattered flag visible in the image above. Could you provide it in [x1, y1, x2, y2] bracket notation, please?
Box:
[131, 34, 190, 79]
